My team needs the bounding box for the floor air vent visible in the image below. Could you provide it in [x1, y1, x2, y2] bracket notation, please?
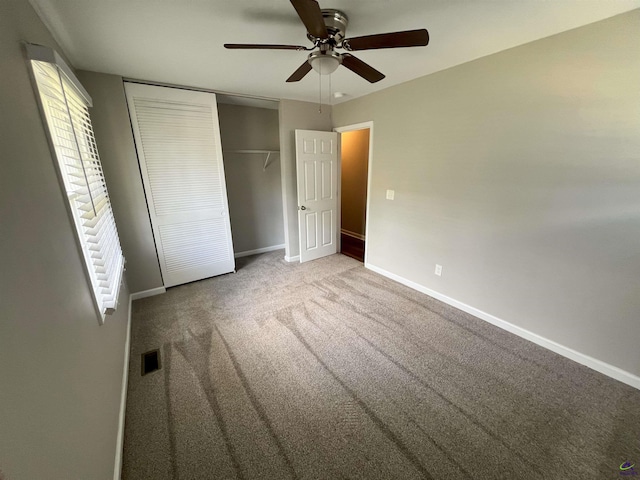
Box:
[141, 349, 161, 376]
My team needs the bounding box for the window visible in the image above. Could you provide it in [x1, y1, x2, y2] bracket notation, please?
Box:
[27, 44, 125, 323]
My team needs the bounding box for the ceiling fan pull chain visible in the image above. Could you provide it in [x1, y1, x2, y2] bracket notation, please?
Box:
[318, 58, 322, 113]
[328, 69, 332, 107]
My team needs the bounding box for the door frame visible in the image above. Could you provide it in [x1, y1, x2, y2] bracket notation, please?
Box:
[333, 121, 374, 265]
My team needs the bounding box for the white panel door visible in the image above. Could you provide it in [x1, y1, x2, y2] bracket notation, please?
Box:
[125, 83, 235, 287]
[296, 130, 338, 263]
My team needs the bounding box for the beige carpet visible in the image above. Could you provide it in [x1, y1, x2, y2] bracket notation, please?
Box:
[123, 251, 640, 479]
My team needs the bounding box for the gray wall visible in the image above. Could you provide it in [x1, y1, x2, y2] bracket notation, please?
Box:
[278, 100, 332, 259]
[333, 10, 640, 377]
[78, 71, 164, 293]
[218, 104, 284, 253]
[0, 2, 130, 479]
[340, 129, 370, 237]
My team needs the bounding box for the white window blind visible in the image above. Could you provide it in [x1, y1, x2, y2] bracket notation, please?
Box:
[28, 45, 125, 322]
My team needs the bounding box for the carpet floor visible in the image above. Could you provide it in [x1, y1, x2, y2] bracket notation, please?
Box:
[123, 251, 640, 480]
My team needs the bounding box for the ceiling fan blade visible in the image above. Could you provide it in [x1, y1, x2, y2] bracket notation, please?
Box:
[286, 61, 313, 82]
[343, 29, 429, 51]
[290, 0, 328, 39]
[224, 44, 307, 50]
[341, 54, 385, 83]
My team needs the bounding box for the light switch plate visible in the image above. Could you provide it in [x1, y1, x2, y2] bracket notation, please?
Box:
[386, 189, 395, 200]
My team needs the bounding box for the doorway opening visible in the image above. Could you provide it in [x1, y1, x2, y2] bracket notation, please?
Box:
[335, 122, 373, 264]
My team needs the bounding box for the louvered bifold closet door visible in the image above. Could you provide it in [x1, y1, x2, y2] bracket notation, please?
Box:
[125, 83, 235, 287]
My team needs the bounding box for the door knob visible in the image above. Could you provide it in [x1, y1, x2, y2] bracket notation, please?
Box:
[300, 205, 307, 210]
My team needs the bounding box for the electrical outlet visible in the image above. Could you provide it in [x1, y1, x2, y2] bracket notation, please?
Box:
[386, 189, 395, 200]
[435, 264, 442, 276]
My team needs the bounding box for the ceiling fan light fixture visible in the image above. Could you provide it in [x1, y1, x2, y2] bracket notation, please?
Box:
[308, 51, 342, 75]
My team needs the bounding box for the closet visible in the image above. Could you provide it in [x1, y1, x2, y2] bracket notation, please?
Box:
[216, 97, 284, 257]
[125, 83, 284, 288]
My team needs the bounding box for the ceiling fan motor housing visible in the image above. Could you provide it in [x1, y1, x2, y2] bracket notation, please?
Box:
[307, 9, 349, 44]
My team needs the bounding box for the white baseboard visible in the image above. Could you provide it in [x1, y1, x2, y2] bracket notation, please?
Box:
[114, 294, 133, 480]
[365, 262, 640, 391]
[285, 255, 300, 263]
[130, 286, 166, 301]
[235, 244, 285, 258]
[341, 229, 365, 241]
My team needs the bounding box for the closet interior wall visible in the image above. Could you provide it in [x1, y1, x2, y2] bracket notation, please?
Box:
[217, 103, 285, 255]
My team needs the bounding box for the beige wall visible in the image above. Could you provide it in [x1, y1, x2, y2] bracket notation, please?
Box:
[278, 100, 332, 259]
[77, 71, 164, 293]
[333, 10, 640, 377]
[0, 2, 130, 479]
[340, 129, 370, 237]
[218, 104, 284, 253]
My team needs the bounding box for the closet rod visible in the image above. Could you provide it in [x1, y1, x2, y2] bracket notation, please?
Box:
[226, 150, 280, 170]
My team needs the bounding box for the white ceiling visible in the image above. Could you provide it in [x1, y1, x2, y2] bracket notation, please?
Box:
[31, 0, 640, 104]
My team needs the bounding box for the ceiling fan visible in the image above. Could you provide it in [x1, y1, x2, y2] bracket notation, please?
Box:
[224, 0, 429, 83]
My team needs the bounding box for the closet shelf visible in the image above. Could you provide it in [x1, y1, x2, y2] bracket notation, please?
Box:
[226, 149, 280, 170]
